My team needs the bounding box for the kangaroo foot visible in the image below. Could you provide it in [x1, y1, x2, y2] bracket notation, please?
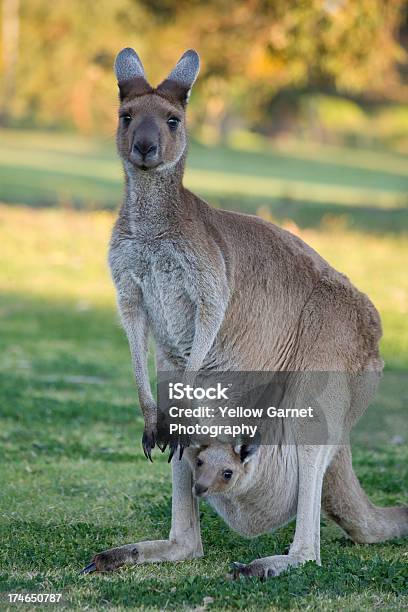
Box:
[231, 554, 315, 579]
[80, 538, 203, 574]
[80, 544, 139, 574]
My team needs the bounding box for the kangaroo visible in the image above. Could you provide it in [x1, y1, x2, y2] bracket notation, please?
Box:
[81, 48, 408, 578]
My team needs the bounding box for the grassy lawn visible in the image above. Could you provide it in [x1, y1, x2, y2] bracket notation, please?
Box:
[0, 204, 407, 611]
[0, 130, 407, 609]
[1, 128, 408, 234]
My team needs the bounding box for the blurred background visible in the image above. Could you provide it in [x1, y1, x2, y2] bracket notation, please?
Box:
[1, 0, 408, 219]
[0, 2, 407, 604]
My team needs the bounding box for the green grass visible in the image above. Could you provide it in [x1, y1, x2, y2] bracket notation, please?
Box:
[0, 130, 407, 609]
[1, 128, 408, 234]
[0, 204, 407, 610]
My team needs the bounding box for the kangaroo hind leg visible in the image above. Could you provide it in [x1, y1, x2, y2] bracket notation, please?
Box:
[81, 456, 203, 573]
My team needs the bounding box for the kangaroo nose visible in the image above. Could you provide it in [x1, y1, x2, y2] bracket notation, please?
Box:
[133, 140, 157, 158]
[194, 484, 208, 497]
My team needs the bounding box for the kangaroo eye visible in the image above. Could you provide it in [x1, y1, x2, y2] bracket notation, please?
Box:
[167, 116, 180, 131]
[121, 115, 132, 126]
[223, 470, 233, 481]
[196, 458, 203, 467]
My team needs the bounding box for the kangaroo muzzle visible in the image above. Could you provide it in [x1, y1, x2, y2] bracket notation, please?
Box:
[130, 117, 161, 169]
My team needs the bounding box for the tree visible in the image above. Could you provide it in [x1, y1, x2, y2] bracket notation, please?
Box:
[0, 0, 406, 134]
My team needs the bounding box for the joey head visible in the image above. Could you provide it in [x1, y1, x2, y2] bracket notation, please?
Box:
[191, 444, 259, 498]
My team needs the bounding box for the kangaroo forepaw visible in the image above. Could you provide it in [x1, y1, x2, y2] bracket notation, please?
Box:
[167, 431, 191, 462]
[168, 439, 190, 462]
[142, 427, 157, 462]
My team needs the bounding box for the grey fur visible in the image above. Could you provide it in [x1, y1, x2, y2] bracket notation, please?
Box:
[165, 49, 199, 88]
[114, 47, 146, 83]
[82, 51, 408, 577]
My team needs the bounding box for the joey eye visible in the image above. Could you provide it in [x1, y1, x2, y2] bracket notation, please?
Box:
[223, 469, 233, 481]
[167, 116, 180, 131]
[196, 458, 203, 468]
[121, 115, 132, 126]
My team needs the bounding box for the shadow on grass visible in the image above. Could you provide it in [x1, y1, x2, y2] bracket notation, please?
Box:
[0, 437, 139, 464]
[3, 190, 408, 234]
[209, 194, 408, 234]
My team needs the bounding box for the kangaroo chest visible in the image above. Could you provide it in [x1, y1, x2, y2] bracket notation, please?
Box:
[114, 237, 197, 366]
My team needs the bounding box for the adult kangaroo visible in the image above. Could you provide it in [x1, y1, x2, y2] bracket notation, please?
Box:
[81, 48, 408, 578]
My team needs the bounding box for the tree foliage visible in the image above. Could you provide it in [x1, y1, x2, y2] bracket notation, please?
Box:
[0, 0, 407, 133]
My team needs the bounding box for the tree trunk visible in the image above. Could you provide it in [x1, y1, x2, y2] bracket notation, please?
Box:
[1, 0, 20, 125]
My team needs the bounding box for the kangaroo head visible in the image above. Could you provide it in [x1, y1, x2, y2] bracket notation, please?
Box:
[191, 442, 259, 498]
[114, 48, 199, 172]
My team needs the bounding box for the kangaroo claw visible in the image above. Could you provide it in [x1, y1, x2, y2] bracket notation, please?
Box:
[79, 562, 97, 575]
[168, 439, 189, 462]
[157, 440, 167, 453]
[142, 429, 156, 462]
[168, 442, 177, 463]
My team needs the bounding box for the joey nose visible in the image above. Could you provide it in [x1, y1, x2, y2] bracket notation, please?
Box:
[133, 140, 158, 159]
[193, 484, 208, 497]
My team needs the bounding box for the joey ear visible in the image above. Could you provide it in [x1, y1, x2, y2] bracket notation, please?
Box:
[233, 443, 259, 464]
[114, 48, 151, 100]
[157, 49, 200, 105]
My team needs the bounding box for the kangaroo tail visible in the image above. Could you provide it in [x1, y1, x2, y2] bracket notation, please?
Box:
[322, 446, 408, 543]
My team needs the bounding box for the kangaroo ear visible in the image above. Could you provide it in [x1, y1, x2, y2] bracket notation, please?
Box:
[233, 443, 259, 464]
[114, 48, 151, 100]
[157, 49, 200, 105]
